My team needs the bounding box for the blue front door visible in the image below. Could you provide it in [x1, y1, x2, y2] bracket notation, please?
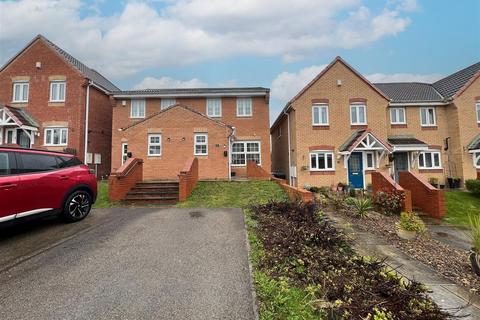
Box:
[348, 152, 364, 189]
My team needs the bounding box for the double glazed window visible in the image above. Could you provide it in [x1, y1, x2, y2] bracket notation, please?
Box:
[312, 104, 329, 125]
[194, 134, 208, 155]
[160, 98, 176, 110]
[476, 102, 480, 123]
[420, 107, 436, 126]
[206, 98, 222, 117]
[310, 151, 334, 171]
[231, 141, 260, 165]
[44, 128, 68, 146]
[390, 107, 406, 124]
[237, 98, 252, 117]
[12, 81, 29, 102]
[350, 104, 366, 125]
[474, 152, 480, 169]
[418, 151, 441, 169]
[365, 152, 376, 170]
[49, 81, 66, 102]
[131, 99, 146, 118]
[148, 134, 162, 156]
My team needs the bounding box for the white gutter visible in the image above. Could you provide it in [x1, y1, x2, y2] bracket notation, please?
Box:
[113, 92, 268, 99]
[84, 81, 92, 164]
[285, 109, 292, 186]
[90, 81, 110, 95]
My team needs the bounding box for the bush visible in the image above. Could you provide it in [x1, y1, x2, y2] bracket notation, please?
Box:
[348, 187, 356, 198]
[399, 212, 426, 233]
[466, 179, 480, 196]
[373, 191, 405, 216]
[469, 214, 480, 253]
[346, 197, 373, 217]
[318, 186, 331, 197]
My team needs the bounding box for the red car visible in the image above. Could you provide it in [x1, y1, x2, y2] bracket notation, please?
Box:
[0, 147, 97, 224]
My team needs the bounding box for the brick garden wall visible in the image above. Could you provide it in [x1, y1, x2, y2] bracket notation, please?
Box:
[108, 158, 143, 201]
[178, 157, 199, 201]
[246, 160, 271, 180]
[371, 171, 413, 213]
[272, 177, 314, 202]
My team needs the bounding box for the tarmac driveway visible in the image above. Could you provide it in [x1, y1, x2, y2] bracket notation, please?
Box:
[0, 207, 256, 320]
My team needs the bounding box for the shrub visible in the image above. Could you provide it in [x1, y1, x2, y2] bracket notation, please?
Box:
[346, 197, 373, 217]
[348, 187, 356, 198]
[373, 191, 405, 216]
[469, 214, 480, 253]
[330, 194, 347, 211]
[318, 186, 331, 197]
[309, 186, 320, 193]
[466, 179, 480, 196]
[399, 212, 426, 233]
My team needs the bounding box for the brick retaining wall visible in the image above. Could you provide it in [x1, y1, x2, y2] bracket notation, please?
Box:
[108, 158, 143, 201]
[178, 157, 199, 201]
[371, 171, 413, 212]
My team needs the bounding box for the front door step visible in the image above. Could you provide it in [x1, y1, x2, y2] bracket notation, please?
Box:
[125, 180, 180, 204]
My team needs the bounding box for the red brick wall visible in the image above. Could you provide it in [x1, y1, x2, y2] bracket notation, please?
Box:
[112, 96, 270, 178]
[108, 158, 143, 201]
[272, 177, 314, 202]
[371, 171, 413, 212]
[178, 157, 199, 201]
[246, 160, 271, 180]
[398, 171, 445, 218]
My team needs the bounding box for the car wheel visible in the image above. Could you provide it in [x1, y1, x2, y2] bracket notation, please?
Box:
[62, 190, 92, 222]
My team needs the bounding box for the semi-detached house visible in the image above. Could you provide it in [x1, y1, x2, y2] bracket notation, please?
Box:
[271, 56, 480, 189]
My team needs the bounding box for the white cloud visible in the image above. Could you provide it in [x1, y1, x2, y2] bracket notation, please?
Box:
[365, 73, 443, 83]
[0, 0, 417, 79]
[134, 76, 208, 89]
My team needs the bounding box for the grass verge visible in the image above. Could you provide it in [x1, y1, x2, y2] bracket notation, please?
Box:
[444, 191, 480, 227]
[93, 181, 117, 208]
[176, 180, 288, 208]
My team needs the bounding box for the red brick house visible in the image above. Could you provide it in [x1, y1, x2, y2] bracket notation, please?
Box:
[0, 35, 118, 178]
[111, 88, 271, 180]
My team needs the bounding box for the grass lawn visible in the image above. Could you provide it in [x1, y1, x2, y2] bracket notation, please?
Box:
[176, 180, 288, 208]
[444, 191, 480, 226]
[93, 181, 117, 208]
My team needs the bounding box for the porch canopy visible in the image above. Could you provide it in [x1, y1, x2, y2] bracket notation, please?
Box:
[387, 136, 428, 152]
[339, 129, 392, 168]
[0, 105, 38, 147]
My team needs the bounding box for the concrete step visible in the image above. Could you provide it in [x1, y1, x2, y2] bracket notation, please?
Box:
[127, 190, 179, 196]
[135, 183, 179, 189]
[124, 195, 178, 201]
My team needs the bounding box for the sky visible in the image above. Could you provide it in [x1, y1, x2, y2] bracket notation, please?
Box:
[0, 0, 479, 123]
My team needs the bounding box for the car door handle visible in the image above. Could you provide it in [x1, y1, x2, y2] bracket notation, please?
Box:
[0, 183, 17, 189]
[59, 175, 69, 180]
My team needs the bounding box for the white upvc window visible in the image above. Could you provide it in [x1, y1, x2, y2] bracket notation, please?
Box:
[350, 104, 367, 125]
[476, 102, 480, 123]
[420, 107, 436, 126]
[160, 98, 176, 110]
[5, 128, 16, 144]
[206, 98, 222, 117]
[44, 127, 68, 146]
[365, 151, 376, 170]
[49, 81, 66, 102]
[390, 107, 406, 124]
[474, 152, 480, 169]
[236, 97, 252, 117]
[312, 104, 329, 125]
[418, 151, 442, 169]
[310, 151, 334, 171]
[131, 99, 146, 118]
[148, 134, 162, 156]
[12, 81, 29, 103]
[194, 133, 208, 155]
[231, 141, 261, 166]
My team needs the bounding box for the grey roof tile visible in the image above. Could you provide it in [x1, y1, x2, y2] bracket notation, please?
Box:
[373, 82, 444, 103]
[113, 87, 269, 96]
[433, 62, 480, 98]
[388, 136, 427, 146]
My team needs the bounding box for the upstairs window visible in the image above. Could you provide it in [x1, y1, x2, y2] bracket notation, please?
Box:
[350, 104, 366, 125]
[160, 98, 176, 110]
[13, 81, 29, 103]
[131, 99, 145, 118]
[237, 98, 252, 117]
[420, 107, 436, 126]
[476, 102, 480, 123]
[194, 133, 208, 155]
[312, 104, 329, 125]
[206, 98, 222, 117]
[50, 81, 66, 102]
[418, 151, 441, 169]
[390, 107, 406, 124]
[310, 151, 334, 171]
[44, 127, 68, 146]
[148, 134, 162, 156]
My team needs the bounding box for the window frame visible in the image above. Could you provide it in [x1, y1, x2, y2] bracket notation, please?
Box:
[44, 127, 68, 146]
[365, 151, 376, 170]
[147, 134, 162, 157]
[231, 141, 261, 166]
[5, 128, 17, 144]
[420, 107, 436, 127]
[476, 102, 480, 124]
[160, 98, 176, 110]
[350, 104, 367, 125]
[49, 81, 66, 102]
[418, 151, 442, 169]
[390, 107, 406, 124]
[206, 98, 222, 117]
[130, 99, 146, 118]
[194, 133, 208, 156]
[312, 104, 329, 126]
[12, 81, 29, 103]
[236, 97, 253, 117]
[309, 151, 335, 171]
[473, 152, 480, 169]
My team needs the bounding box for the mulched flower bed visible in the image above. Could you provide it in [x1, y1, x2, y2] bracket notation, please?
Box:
[250, 201, 450, 319]
[329, 203, 480, 293]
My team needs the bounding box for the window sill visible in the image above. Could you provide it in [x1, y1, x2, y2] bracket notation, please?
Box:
[11, 102, 27, 107]
[130, 117, 146, 119]
[391, 124, 407, 128]
[48, 102, 65, 107]
[421, 126, 437, 130]
[44, 144, 67, 148]
[147, 155, 162, 157]
[194, 154, 208, 157]
[207, 115, 222, 118]
[350, 124, 368, 129]
[236, 115, 253, 118]
[310, 170, 335, 175]
[418, 168, 443, 173]
[312, 125, 330, 130]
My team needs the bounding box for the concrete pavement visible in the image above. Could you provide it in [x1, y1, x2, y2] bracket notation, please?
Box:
[0, 207, 256, 320]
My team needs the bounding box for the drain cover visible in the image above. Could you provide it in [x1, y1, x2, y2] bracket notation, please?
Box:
[189, 211, 204, 218]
